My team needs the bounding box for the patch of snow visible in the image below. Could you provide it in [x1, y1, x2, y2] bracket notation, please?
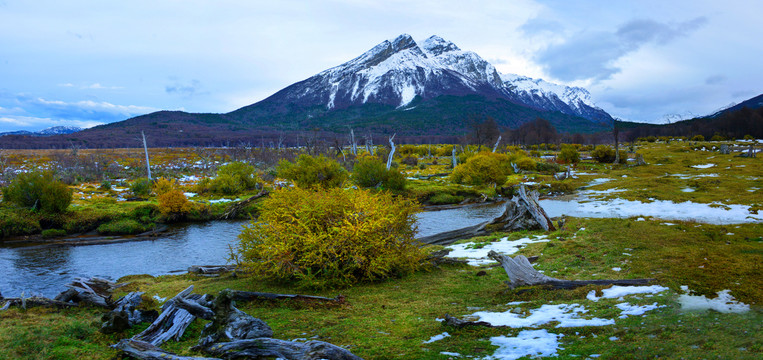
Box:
[446, 236, 549, 266]
[587, 285, 668, 302]
[153, 294, 167, 303]
[540, 198, 763, 224]
[470, 303, 614, 328]
[209, 198, 239, 204]
[691, 164, 715, 169]
[616, 302, 665, 318]
[678, 287, 749, 313]
[485, 330, 563, 360]
[183, 192, 197, 198]
[423, 332, 450, 343]
[636, 217, 645, 221]
[681, 188, 695, 192]
[611, 267, 622, 272]
[440, 352, 461, 357]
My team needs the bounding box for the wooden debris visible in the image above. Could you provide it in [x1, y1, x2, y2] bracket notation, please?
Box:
[112, 339, 220, 360]
[133, 286, 209, 346]
[230, 290, 343, 303]
[417, 186, 554, 246]
[101, 292, 158, 334]
[188, 265, 237, 275]
[442, 314, 497, 328]
[219, 189, 270, 220]
[204, 338, 363, 360]
[64, 277, 124, 307]
[0, 296, 76, 310]
[487, 251, 655, 290]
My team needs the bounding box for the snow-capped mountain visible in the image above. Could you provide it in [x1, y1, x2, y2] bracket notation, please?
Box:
[500, 74, 613, 123]
[0, 125, 82, 137]
[236, 34, 611, 123]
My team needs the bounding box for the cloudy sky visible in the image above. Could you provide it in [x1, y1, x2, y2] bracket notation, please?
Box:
[1, 0, 761, 132]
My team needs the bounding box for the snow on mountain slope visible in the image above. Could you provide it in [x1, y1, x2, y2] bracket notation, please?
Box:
[254, 34, 612, 122]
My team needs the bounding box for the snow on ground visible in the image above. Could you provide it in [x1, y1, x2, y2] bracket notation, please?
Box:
[541, 198, 762, 224]
[445, 236, 549, 266]
[616, 302, 665, 318]
[691, 164, 715, 169]
[208, 198, 239, 204]
[587, 285, 669, 302]
[485, 330, 562, 360]
[678, 286, 750, 313]
[470, 303, 615, 328]
[423, 332, 450, 343]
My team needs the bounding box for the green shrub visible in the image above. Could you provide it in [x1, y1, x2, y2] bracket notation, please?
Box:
[130, 178, 152, 197]
[691, 135, 705, 141]
[0, 209, 41, 238]
[97, 219, 147, 235]
[450, 152, 512, 186]
[99, 180, 112, 191]
[513, 156, 537, 171]
[277, 154, 348, 189]
[549, 181, 574, 194]
[2, 171, 72, 213]
[352, 156, 406, 191]
[590, 145, 625, 163]
[559, 144, 580, 164]
[426, 193, 464, 205]
[234, 187, 426, 289]
[536, 161, 563, 174]
[41, 228, 67, 238]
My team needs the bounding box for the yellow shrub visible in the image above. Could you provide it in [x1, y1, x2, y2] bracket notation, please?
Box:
[234, 187, 426, 289]
[450, 151, 512, 186]
[153, 177, 178, 196]
[157, 189, 192, 216]
[513, 156, 537, 171]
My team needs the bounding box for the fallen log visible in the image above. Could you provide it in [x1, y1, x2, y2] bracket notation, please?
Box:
[417, 185, 555, 246]
[101, 292, 158, 334]
[0, 296, 77, 310]
[64, 277, 124, 308]
[219, 189, 269, 220]
[230, 290, 343, 303]
[188, 265, 237, 275]
[112, 339, 220, 360]
[133, 286, 209, 346]
[487, 251, 655, 289]
[204, 338, 363, 360]
[175, 289, 273, 349]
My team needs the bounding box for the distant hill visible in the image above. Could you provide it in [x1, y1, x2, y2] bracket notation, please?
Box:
[1, 34, 615, 148]
[619, 93, 763, 141]
[0, 126, 82, 137]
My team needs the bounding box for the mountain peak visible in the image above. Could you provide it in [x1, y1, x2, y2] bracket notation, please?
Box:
[421, 35, 460, 56]
[391, 34, 417, 51]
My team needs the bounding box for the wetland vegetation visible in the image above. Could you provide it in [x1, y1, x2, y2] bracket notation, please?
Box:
[0, 137, 761, 359]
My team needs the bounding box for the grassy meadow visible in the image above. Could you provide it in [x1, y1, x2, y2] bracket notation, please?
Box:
[0, 139, 761, 359]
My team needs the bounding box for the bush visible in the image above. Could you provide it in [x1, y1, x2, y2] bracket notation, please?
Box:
[0, 210, 41, 238]
[152, 178, 178, 196]
[277, 154, 348, 189]
[41, 228, 67, 238]
[536, 161, 563, 174]
[234, 187, 426, 289]
[400, 156, 418, 166]
[558, 144, 580, 164]
[157, 189, 192, 218]
[99, 180, 112, 191]
[426, 193, 464, 205]
[591, 145, 625, 163]
[97, 218, 147, 235]
[352, 156, 406, 191]
[513, 156, 537, 171]
[2, 171, 72, 213]
[691, 135, 705, 141]
[130, 178, 152, 197]
[450, 152, 512, 186]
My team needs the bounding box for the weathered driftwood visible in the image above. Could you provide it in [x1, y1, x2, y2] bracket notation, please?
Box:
[0, 296, 77, 310]
[101, 292, 158, 334]
[230, 290, 343, 303]
[64, 277, 124, 307]
[417, 186, 555, 246]
[442, 314, 496, 328]
[204, 338, 363, 360]
[219, 190, 270, 220]
[487, 251, 655, 289]
[179, 289, 273, 350]
[133, 286, 209, 346]
[188, 265, 237, 275]
[112, 339, 220, 360]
